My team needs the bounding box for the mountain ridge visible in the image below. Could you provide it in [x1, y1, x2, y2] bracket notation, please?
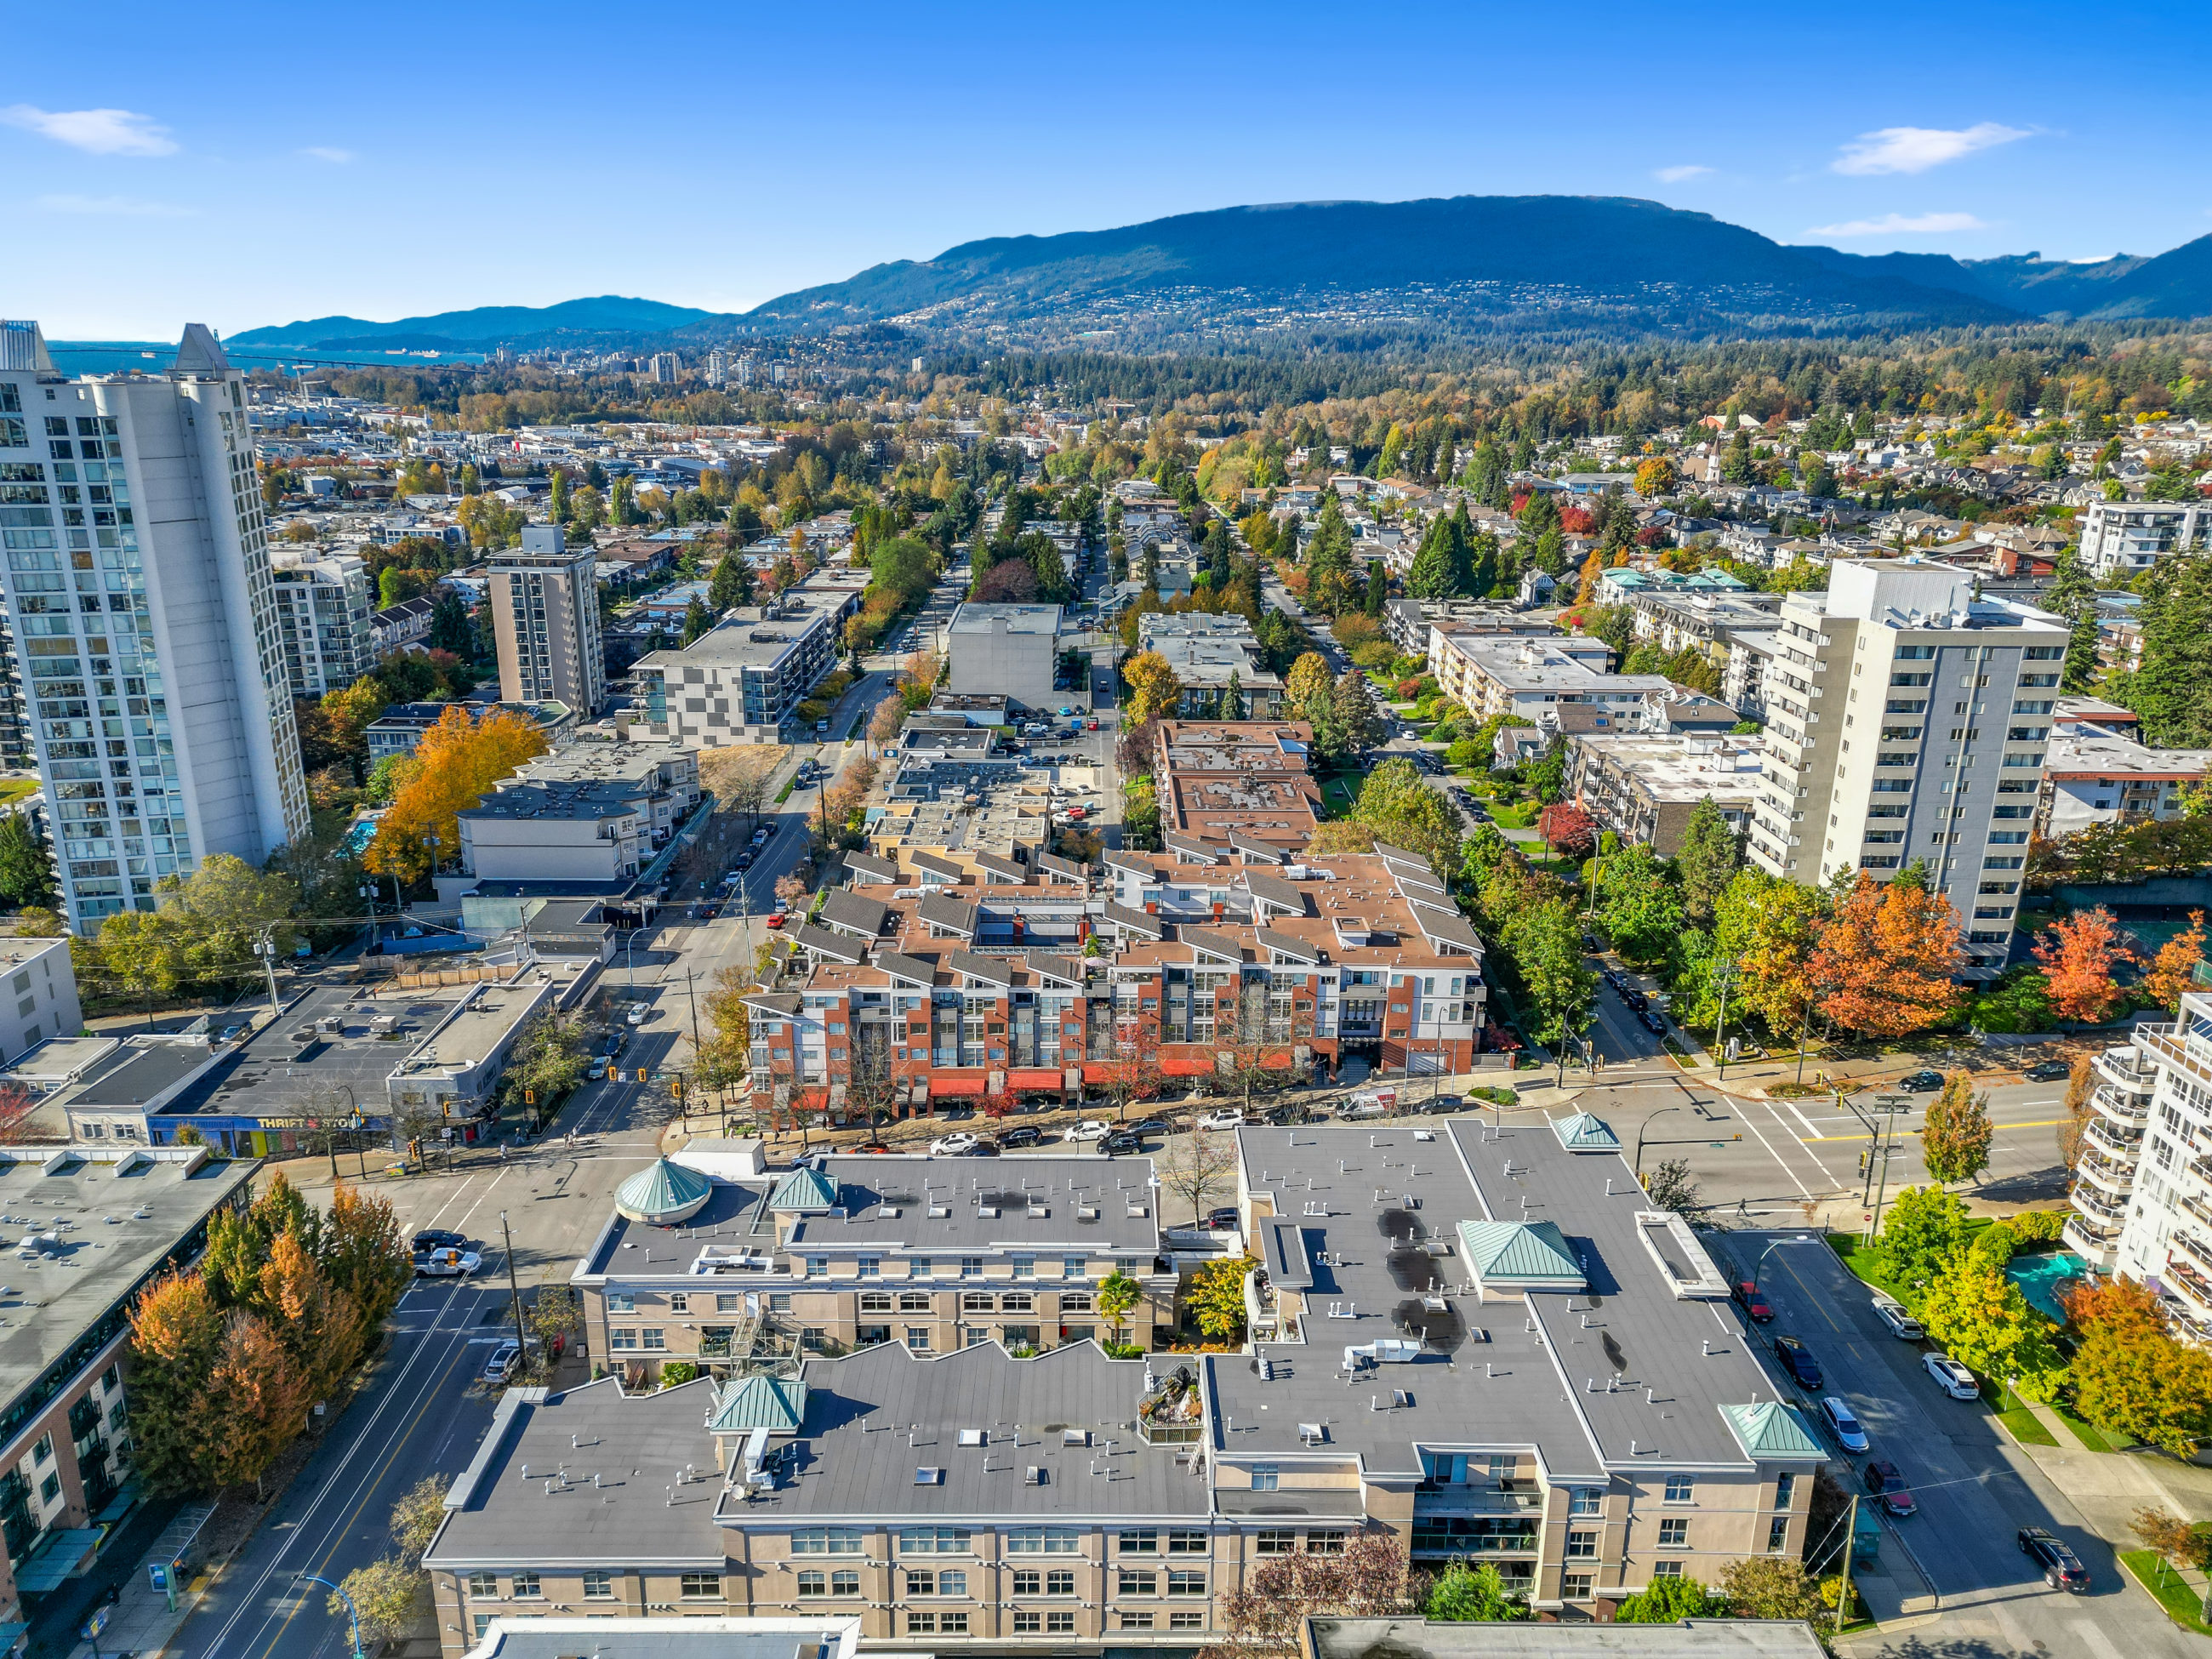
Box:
[228, 294, 722, 349]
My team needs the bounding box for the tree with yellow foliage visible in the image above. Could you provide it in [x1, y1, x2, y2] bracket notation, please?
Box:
[364, 705, 550, 884]
[1123, 651, 1183, 724]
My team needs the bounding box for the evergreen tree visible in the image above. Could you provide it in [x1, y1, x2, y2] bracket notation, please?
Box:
[549, 469, 569, 522]
[1364, 564, 1388, 615]
[1674, 796, 1743, 930]
[1468, 530, 1499, 597]
[428, 590, 475, 658]
[681, 598, 714, 646]
[1217, 670, 1242, 721]
[709, 551, 753, 609]
[2042, 547, 2101, 693]
[0, 812, 54, 909]
[2125, 552, 2212, 746]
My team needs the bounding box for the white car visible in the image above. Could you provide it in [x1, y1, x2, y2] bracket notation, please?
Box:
[1063, 1120, 1113, 1143]
[1924, 1353, 1979, 1400]
[1820, 1396, 1869, 1453]
[1872, 1297, 1925, 1341]
[929, 1132, 981, 1156]
[415, 1248, 482, 1278]
[1196, 1109, 1246, 1132]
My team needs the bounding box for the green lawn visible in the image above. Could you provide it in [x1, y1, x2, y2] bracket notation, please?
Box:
[2052, 1402, 2131, 1454]
[1320, 776, 1360, 816]
[0, 780, 35, 808]
[2122, 1549, 2212, 1634]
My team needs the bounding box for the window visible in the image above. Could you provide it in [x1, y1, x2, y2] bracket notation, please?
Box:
[1306, 1531, 1346, 1555]
[1254, 1529, 1296, 1555]
[907, 1613, 938, 1634]
[1656, 1518, 1689, 1548]
[472, 1615, 494, 1641]
[1046, 1611, 1075, 1634]
[899, 1291, 932, 1313]
[1653, 1560, 1684, 1579]
[1251, 1464, 1279, 1491]
[798, 1571, 828, 1598]
[1663, 1475, 1694, 1503]
[1562, 1572, 1594, 1600]
[466, 1572, 496, 1598]
[512, 1573, 543, 1599]
[1013, 1613, 1042, 1633]
[640, 1328, 665, 1350]
[1006, 1527, 1080, 1554]
[858, 1256, 881, 1279]
[1063, 1255, 1086, 1279]
[582, 1571, 613, 1599]
[33, 1434, 51, 1466]
[859, 1291, 893, 1314]
[962, 1291, 995, 1314]
[1167, 1530, 1209, 1554]
[668, 1292, 689, 1314]
[1569, 1488, 1603, 1517]
[1046, 1569, 1077, 1596]
[792, 1528, 864, 1554]
[1120, 1568, 1159, 1596]
[905, 1327, 932, 1353]
[999, 1292, 1035, 1314]
[1566, 1530, 1598, 1559]
[1011, 1254, 1035, 1279]
[1013, 1569, 1042, 1595]
[1121, 1611, 1155, 1629]
[1168, 1571, 1206, 1597]
[716, 1293, 742, 1314]
[905, 1570, 938, 1596]
[805, 1257, 828, 1279]
[606, 1291, 635, 1314]
[961, 1256, 983, 1278]
[38, 1474, 58, 1505]
[679, 1573, 721, 1599]
[1172, 1611, 1206, 1630]
[1775, 1474, 1795, 1509]
[1769, 1516, 1791, 1553]
[900, 1527, 972, 1554]
[1120, 1529, 1159, 1554]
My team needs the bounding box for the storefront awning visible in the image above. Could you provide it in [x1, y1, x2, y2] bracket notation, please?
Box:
[1006, 1069, 1064, 1091]
[930, 1075, 987, 1097]
[1159, 1054, 1213, 1076]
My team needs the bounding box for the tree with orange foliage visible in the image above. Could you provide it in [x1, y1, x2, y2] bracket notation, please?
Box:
[2142, 909, 2208, 1014]
[2065, 1277, 2212, 1455]
[208, 1311, 315, 1497]
[2032, 906, 2132, 1023]
[1809, 871, 1962, 1039]
[363, 704, 550, 884]
[128, 1270, 227, 1493]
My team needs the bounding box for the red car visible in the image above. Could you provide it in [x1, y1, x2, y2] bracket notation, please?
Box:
[765, 913, 787, 929]
[1733, 1280, 1775, 1322]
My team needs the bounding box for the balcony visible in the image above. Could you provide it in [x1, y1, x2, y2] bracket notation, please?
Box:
[2074, 1153, 2135, 1196]
[2064, 1213, 2121, 1272]
[2093, 1046, 2158, 1094]
[2166, 1257, 2212, 1320]
[2090, 1083, 2150, 1125]
[2071, 1183, 2129, 1223]
[2172, 1229, 2212, 1280]
[2084, 1119, 2143, 1164]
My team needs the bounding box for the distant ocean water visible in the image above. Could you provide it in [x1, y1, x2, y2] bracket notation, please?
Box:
[48, 340, 487, 374]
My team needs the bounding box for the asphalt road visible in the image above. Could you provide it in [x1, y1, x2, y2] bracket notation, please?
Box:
[1722, 1232, 2198, 1659]
[165, 1040, 678, 1659]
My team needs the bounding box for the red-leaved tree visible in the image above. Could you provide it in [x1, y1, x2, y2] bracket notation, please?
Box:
[1536, 802, 1597, 861]
[1810, 872, 1962, 1039]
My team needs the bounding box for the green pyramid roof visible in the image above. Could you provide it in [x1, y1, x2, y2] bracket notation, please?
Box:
[1456, 1219, 1584, 1287]
[1549, 1111, 1622, 1153]
[769, 1166, 839, 1212]
[614, 1158, 713, 1225]
[1720, 1400, 1824, 1459]
[708, 1372, 808, 1434]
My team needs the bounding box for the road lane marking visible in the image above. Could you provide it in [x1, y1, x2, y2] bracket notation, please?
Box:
[1805, 1118, 2067, 1142]
[1735, 1102, 1816, 1198]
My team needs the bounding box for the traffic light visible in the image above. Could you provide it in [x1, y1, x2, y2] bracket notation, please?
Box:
[636, 1067, 649, 1083]
[672, 1076, 686, 1101]
[523, 1090, 537, 1105]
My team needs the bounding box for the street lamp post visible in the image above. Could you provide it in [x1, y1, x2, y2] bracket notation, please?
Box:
[295, 1572, 365, 1659]
[1713, 959, 1738, 1081]
[1633, 1104, 1683, 1177]
[1747, 1233, 1815, 1297]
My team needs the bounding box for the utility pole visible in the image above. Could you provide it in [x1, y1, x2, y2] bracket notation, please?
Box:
[1835, 1493, 1860, 1634]
[1713, 959, 1737, 1081]
[685, 968, 701, 1052]
[254, 932, 281, 1019]
[499, 1210, 529, 1366]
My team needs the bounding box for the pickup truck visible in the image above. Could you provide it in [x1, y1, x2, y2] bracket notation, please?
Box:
[414, 1247, 482, 1278]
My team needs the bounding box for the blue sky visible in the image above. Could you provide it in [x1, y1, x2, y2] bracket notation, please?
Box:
[9, 0, 2209, 338]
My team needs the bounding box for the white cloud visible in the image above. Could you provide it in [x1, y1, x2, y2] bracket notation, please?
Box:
[300, 145, 353, 163]
[1833, 123, 2027, 175]
[1654, 164, 1712, 183]
[36, 192, 196, 219]
[1805, 211, 1987, 238]
[1, 105, 175, 157]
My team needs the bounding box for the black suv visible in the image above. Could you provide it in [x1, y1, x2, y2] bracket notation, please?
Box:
[2018, 1528, 2089, 1592]
[1771, 1333, 1823, 1389]
[993, 1126, 1044, 1150]
[1100, 1130, 1144, 1156]
[412, 1229, 466, 1253]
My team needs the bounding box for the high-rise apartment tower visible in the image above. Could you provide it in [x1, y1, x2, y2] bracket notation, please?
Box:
[0, 322, 310, 929]
[488, 526, 605, 715]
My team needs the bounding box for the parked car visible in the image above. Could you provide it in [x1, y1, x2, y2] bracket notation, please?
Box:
[1863, 1459, 1917, 1518]
[929, 1132, 982, 1156]
[2023, 1059, 2071, 1081]
[2019, 1527, 2089, 1592]
[1733, 1281, 1775, 1322]
[415, 1247, 482, 1278]
[733, 851, 755, 871]
[1197, 1109, 1246, 1132]
[1872, 1297, 1925, 1341]
[1820, 1395, 1869, 1453]
[993, 1126, 1044, 1150]
[1204, 1206, 1240, 1232]
[1063, 1120, 1113, 1142]
[482, 1341, 522, 1384]
[1100, 1130, 1144, 1156]
[1924, 1353, 1980, 1400]
[765, 912, 787, 928]
[959, 1141, 1001, 1158]
[1639, 1009, 1668, 1035]
[412, 1229, 467, 1253]
[1127, 1117, 1172, 1137]
[1897, 1069, 1944, 1092]
[1772, 1334, 1823, 1388]
[1262, 1103, 1311, 1126]
[751, 827, 772, 847]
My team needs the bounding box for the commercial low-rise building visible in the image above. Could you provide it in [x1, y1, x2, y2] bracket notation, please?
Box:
[945, 604, 1063, 708]
[1427, 634, 1668, 725]
[638, 588, 854, 746]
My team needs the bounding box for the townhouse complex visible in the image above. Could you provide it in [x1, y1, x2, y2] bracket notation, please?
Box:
[425, 1115, 1822, 1653]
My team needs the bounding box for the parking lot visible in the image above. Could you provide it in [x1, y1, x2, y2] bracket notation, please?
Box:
[1717, 1231, 2197, 1659]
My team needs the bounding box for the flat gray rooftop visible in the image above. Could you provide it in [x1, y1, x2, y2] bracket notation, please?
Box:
[159, 983, 467, 1120]
[1221, 1117, 1776, 1479]
[428, 1380, 728, 1570]
[584, 1180, 772, 1275]
[1309, 1616, 1825, 1659]
[0, 1151, 255, 1434]
[735, 1341, 1211, 1523]
[785, 1156, 1163, 1255]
